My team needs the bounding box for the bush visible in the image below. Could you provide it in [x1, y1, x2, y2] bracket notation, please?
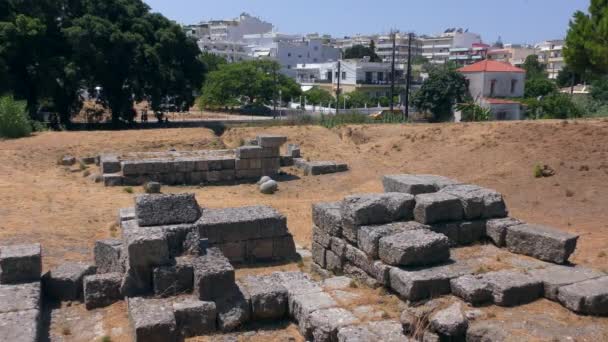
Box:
[318, 113, 370, 129]
[524, 78, 558, 98]
[524, 94, 582, 119]
[456, 102, 491, 122]
[0, 95, 32, 139]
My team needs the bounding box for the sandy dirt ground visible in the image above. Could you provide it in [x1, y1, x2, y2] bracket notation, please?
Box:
[1, 119, 608, 341]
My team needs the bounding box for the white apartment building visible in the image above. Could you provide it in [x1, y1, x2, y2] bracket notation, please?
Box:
[535, 39, 565, 79]
[333, 35, 378, 50]
[487, 44, 537, 67]
[375, 33, 423, 63]
[421, 29, 482, 64]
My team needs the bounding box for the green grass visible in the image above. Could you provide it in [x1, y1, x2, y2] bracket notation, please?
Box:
[123, 187, 134, 194]
[533, 164, 543, 178]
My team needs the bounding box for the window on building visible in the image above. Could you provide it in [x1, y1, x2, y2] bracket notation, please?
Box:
[490, 79, 497, 97]
[287, 65, 291, 69]
[511, 80, 517, 94]
[288, 53, 292, 57]
[335, 72, 339, 79]
[342, 72, 346, 80]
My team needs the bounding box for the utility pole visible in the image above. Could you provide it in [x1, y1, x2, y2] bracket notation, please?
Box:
[273, 66, 278, 118]
[405, 32, 414, 120]
[336, 60, 341, 115]
[389, 30, 397, 112]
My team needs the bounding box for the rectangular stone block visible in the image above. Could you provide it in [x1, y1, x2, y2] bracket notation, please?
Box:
[450, 275, 493, 306]
[220, 169, 235, 181]
[100, 154, 121, 174]
[244, 238, 273, 262]
[240, 275, 288, 320]
[313, 227, 332, 248]
[325, 250, 343, 273]
[261, 157, 280, 170]
[192, 248, 236, 301]
[330, 237, 347, 259]
[273, 234, 297, 260]
[440, 184, 508, 219]
[483, 270, 544, 307]
[280, 155, 294, 167]
[557, 276, 608, 315]
[42, 262, 96, 301]
[389, 260, 474, 301]
[0, 244, 41, 284]
[197, 206, 288, 243]
[172, 299, 216, 337]
[312, 202, 343, 237]
[341, 193, 415, 244]
[344, 244, 374, 276]
[485, 217, 522, 247]
[414, 192, 464, 224]
[128, 297, 177, 342]
[0, 282, 41, 313]
[505, 224, 579, 264]
[291, 291, 337, 333]
[83, 273, 122, 310]
[338, 320, 407, 342]
[358, 221, 429, 259]
[306, 307, 359, 342]
[0, 309, 40, 342]
[260, 146, 280, 158]
[236, 146, 263, 159]
[221, 158, 236, 170]
[235, 158, 262, 170]
[287, 144, 301, 158]
[269, 272, 323, 318]
[430, 220, 486, 246]
[135, 193, 201, 227]
[153, 259, 194, 297]
[531, 265, 605, 301]
[257, 135, 287, 148]
[382, 174, 460, 195]
[303, 161, 339, 176]
[235, 169, 263, 179]
[103, 173, 123, 186]
[118, 207, 136, 224]
[312, 242, 326, 268]
[379, 229, 450, 267]
[94, 239, 123, 274]
[215, 282, 251, 332]
[343, 263, 380, 288]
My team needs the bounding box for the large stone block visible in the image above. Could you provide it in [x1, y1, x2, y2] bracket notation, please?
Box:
[557, 276, 608, 315]
[344, 244, 374, 275]
[269, 272, 324, 319]
[485, 217, 522, 247]
[302, 161, 340, 176]
[341, 193, 415, 244]
[325, 250, 344, 273]
[389, 260, 474, 301]
[414, 193, 463, 224]
[312, 202, 343, 237]
[0, 282, 41, 313]
[305, 308, 359, 342]
[330, 237, 347, 259]
[379, 229, 450, 267]
[450, 275, 493, 306]
[0, 244, 41, 284]
[505, 224, 579, 264]
[440, 184, 507, 219]
[128, 297, 177, 342]
[313, 227, 332, 248]
[118, 207, 136, 224]
[273, 234, 297, 260]
[153, 258, 194, 297]
[0, 309, 40, 342]
[382, 174, 460, 195]
[172, 299, 216, 337]
[100, 154, 121, 174]
[42, 262, 96, 301]
[531, 265, 605, 301]
[192, 249, 236, 301]
[430, 220, 486, 246]
[236, 146, 263, 159]
[216, 282, 251, 332]
[467, 322, 507, 342]
[312, 242, 326, 268]
[257, 135, 287, 148]
[103, 173, 123, 186]
[358, 221, 429, 259]
[287, 144, 301, 158]
[94, 239, 123, 274]
[83, 273, 122, 310]
[197, 206, 288, 244]
[429, 302, 468, 337]
[240, 275, 288, 320]
[483, 270, 544, 307]
[135, 193, 202, 227]
[337, 320, 406, 342]
[343, 263, 380, 289]
[291, 291, 337, 332]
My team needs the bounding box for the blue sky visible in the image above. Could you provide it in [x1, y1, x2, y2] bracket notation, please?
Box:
[144, 0, 589, 44]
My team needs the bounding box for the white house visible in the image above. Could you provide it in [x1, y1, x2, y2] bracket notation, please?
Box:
[421, 29, 482, 64]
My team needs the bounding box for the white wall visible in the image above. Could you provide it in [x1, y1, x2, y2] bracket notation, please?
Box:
[462, 71, 525, 99]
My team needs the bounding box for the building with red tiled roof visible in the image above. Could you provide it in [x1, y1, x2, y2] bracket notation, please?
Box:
[456, 60, 526, 121]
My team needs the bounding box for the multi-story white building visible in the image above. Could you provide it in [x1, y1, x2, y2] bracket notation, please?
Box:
[487, 44, 537, 67]
[421, 29, 482, 64]
[333, 35, 378, 50]
[535, 39, 565, 79]
[375, 33, 423, 64]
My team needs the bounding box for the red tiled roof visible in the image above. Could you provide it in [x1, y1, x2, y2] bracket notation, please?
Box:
[458, 60, 525, 73]
[483, 98, 521, 105]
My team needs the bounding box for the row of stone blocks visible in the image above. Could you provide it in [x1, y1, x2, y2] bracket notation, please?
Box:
[309, 174, 608, 317]
[294, 158, 349, 176]
[101, 135, 292, 186]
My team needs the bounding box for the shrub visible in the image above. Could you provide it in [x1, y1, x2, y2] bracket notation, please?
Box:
[0, 95, 31, 139]
[123, 187, 134, 194]
[533, 164, 543, 178]
[456, 102, 491, 122]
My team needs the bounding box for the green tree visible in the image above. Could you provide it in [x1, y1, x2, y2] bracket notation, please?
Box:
[525, 78, 558, 98]
[0, 95, 31, 138]
[590, 76, 608, 103]
[303, 87, 334, 106]
[345, 90, 372, 108]
[411, 65, 469, 122]
[524, 93, 582, 119]
[522, 55, 547, 79]
[565, 0, 608, 75]
[344, 44, 381, 62]
[555, 64, 586, 88]
[456, 102, 491, 122]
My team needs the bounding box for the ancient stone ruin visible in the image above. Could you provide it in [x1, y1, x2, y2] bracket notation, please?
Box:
[97, 135, 348, 187]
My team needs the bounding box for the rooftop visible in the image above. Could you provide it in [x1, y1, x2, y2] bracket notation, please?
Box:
[458, 60, 525, 73]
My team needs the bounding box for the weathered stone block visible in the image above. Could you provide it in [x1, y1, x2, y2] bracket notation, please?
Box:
[414, 193, 463, 224]
[261, 157, 280, 170]
[325, 250, 343, 273]
[245, 238, 273, 261]
[235, 158, 262, 170]
[358, 221, 429, 259]
[379, 229, 450, 267]
[94, 239, 122, 274]
[313, 201, 343, 237]
[389, 260, 474, 301]
[135, 193, 202, 227]
[236, 146, 263, 159]
[172, 299, 216, 337]
[341, 193, 415, 244]
[483, 270, 544, 306]
[240, 275, 288, 320]
[531, 265, 605, 301]
[118, 207, 136, 223]
[42, 262, 96, 301]
[382, 174, 460, 195]
[0, 244, 41, 284]
[291, 290, 337, 330]
[269, 272, 323, 317]
[212, 241, 246, 264]
[343, 263, 380, 288]
[103, 173, 123, 186]
[306, 308, 359, 342]
[485, 217, 522, 247]
[312, 242, 326, 268]
[198, 206, 288, 243]
[344, 244, 374, 275]
[430, 220, 486, 246]
[128, 297, 177, 342]
[505, 224, 579, 264]
[313, 227, 332, 248]
[153, 259, 194, 297]
[100, 154, 121, 174]
[450, 275, 493, 306]
[144, 182, 162, 194]
[280, 155, 294, 167]
[272, 234, 297, 260]
[0, 282, 41, 313]
[330, 237, 347, 259]
[467, 322, 507, 342]
[440, 184, 507, 219]
[557, 276, 608, 315]
[429, 302, 468, 337]
[83, 273, 122, 310]
[257, 135, 287, 148]
[215, 282, 251, 332]
[337, 320, 405, 342]
[192, 249, 235, 301]
[0, 309, 40, 342]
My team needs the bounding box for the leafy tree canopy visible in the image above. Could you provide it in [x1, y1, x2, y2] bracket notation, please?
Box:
[411, 65, 469, 122]
[525, 78, 558, 98]
[522, 55, 547, 80]
[303, 87, 334, 106]
[590, 76, 608, 103]
[565, 0, 608, 76]
[343, 44, 381, 62]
